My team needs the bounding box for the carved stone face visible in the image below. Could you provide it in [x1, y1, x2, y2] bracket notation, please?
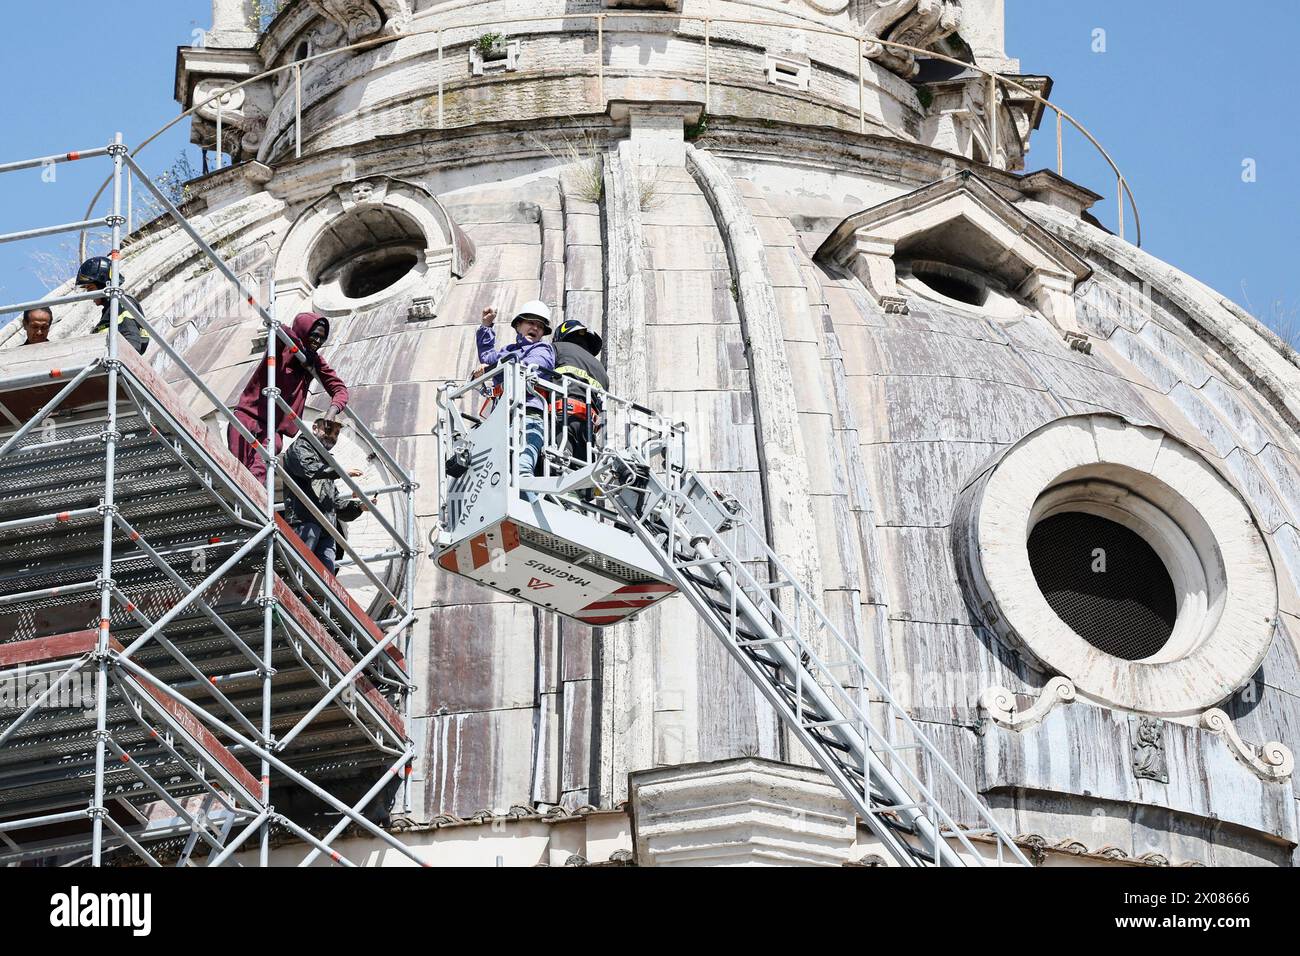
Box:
[351, 182, 375, 204]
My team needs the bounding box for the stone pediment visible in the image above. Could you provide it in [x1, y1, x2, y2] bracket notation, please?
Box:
[815, 171, 1092, 339]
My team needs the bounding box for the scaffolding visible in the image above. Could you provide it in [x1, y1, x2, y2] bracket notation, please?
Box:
[0, 136, 421, 867]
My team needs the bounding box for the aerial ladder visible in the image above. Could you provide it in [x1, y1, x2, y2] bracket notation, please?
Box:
[435, 362, 1032, 867]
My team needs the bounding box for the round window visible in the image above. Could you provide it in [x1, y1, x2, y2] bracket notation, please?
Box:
[908, 261, 988, 307]
[341, 249, 419, 299]
[953, 414, 1278, 716]
[1027, 511, 1177, 661]
[894, 258, 1022, 317]
[307, 204, 427, 311]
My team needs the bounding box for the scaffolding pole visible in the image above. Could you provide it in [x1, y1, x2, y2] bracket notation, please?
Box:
[260, 276, 278, 867]
[90, 132, 126, 867]
[0, 133, 418, 868]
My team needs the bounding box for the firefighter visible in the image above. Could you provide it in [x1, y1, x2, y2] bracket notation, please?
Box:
[550, 317, 608, 467]
[281, 417, 368, 576]
[474, 300, 556, 493]
[227, 312, 349, 484]
[75, 256, 150, 355]
[20, 308, 52, 346]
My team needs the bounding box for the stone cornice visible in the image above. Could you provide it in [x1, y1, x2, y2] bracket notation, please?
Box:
[629, 757, 858, 866]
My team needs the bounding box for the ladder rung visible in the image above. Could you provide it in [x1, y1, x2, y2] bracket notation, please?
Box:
[806, 732, 852, 753]
[869, 803, 923, 815]
[735, 635, 798, 648]
[802, 718, 855, 729]
[673, 557, 724, 570]
[741, 578, 795, 593]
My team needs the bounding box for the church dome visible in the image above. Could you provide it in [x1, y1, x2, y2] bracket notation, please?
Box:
[28, 0, 1292, 866]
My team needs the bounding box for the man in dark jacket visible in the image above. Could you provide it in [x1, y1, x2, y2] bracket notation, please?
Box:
[474, 300, 556, 494]
[282, 418, 367, 575]
[75, 256, 150, 355]
[550, 318, 608, 467]
[20, 308, 52, 346]
[228, 311, 350, 484]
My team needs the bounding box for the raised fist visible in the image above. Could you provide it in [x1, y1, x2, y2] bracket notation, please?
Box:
[481, 307, 497, 327]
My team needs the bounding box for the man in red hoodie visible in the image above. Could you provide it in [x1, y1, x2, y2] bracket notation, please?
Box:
[226, 312, 350, 483]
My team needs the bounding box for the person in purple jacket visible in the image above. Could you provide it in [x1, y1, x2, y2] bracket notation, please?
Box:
[473, 300, 556, 496]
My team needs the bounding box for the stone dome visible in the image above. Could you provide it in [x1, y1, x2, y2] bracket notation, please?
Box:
[16, 0, 1294, 865]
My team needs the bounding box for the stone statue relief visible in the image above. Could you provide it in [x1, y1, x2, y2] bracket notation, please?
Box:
[305, 0, 410, 44]
[1131, 716, 1169, 784]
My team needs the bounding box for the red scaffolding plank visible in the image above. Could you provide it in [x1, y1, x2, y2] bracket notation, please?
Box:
[0, 629, 261, 804]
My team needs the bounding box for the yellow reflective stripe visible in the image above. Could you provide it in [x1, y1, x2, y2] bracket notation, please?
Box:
[95, 311, 150, 337]
[554, 365, 601, 390]
[123, 311, 151, 338]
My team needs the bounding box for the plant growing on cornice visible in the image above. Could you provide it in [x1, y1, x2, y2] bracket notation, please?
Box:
[1241, 282, 1300, 354]
[684, 112, 710, 141]
[915, 86, 934, 110]
[637, 167, 663, 212]
[476, 32, 507, 60]
[29, 234, 109, 293]
[155, 152, 200, 207]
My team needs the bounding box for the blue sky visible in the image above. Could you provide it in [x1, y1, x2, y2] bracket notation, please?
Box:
[1008, 0, 1300, 329]
[0, 0, 211, 314]
[0, 1, 1295, 330]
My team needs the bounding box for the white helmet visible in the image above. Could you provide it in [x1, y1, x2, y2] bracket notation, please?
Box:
[511, 299, 553, 334]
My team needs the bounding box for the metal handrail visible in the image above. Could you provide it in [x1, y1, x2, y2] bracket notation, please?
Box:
[116, 149, 417, 584]
[435, 360, 687, 526]
[80, 10, 1139, 248]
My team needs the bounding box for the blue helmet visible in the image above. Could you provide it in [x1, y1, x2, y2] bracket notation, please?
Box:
[76, 256, 119, 288]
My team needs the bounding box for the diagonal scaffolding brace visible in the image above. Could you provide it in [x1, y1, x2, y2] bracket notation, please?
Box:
[0, 134, 418, 867]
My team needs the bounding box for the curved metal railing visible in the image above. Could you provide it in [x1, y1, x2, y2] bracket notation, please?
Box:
[80, 10, 1140, 252]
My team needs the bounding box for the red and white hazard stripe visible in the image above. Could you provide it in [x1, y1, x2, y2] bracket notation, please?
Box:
[575, 582, 675, 626]
[437, 521, 521, 575]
